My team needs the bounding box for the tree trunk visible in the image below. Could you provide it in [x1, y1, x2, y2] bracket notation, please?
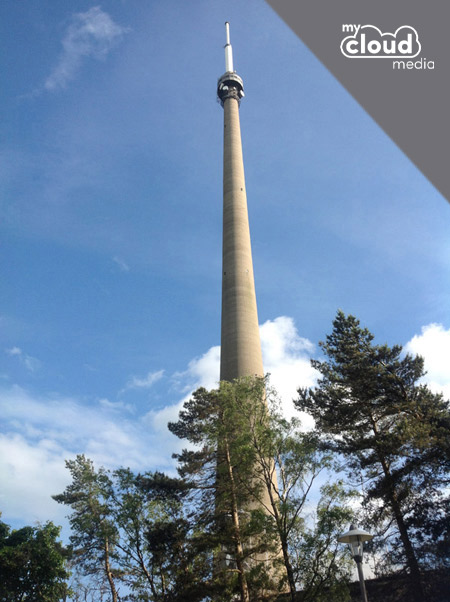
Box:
[371, 417, 425, 602]
[104, 536, 118, 602]
[380, 457, 424, 601]
[260, 456, 296, 599]
[223, 435, 250, 602]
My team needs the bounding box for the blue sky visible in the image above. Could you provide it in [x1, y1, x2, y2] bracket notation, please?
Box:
[1, 0, 449, 533]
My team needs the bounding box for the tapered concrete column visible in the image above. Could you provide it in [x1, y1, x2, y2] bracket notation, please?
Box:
[220, 95, 264, 382]
[215, 31, 284, 590]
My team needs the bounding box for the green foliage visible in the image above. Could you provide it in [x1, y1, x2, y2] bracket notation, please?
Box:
[169, 378, 282, 601]
[292, 482, 353, 602]
[113, 469, 210, 602]
[0, 519, 70, 601]
[239, 383, 353, 601]
[53, 455, 120, 601]
[53, 375, 361, 601]
[296, 311, 450, 600]
[170, 377, 354, 602]
[55, 457, 210, 602]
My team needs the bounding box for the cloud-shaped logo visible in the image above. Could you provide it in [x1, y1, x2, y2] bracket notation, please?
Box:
[341, 25, 421, 58]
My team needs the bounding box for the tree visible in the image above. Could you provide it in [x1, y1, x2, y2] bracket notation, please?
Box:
[296, 311, 450, 602]
[293, 482, 353, 602]
[169, 381, 281, 602]
[0, 518, 70, 601]
[53, 455, 120, 602]
[223, 377, 354, 601]
[56, 457, 210, 602]
[170, 377, 354, 601]
[111, 468, 209, 602]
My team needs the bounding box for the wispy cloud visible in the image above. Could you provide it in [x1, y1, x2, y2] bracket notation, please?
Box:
[44, 6, 129, 92]
[112, 256, 130, 272]
[6, 346, 21, 356]
[99, 398, 134, 413]
[0, 385, 179, 526]
[6, 347, 41, 373]
[122, 369, 165, 393]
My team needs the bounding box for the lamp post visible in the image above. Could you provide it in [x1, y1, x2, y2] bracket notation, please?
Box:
[338, 524, 373, 602]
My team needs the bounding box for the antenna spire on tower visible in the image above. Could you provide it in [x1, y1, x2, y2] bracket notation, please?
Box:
[224, 21, 234, 73]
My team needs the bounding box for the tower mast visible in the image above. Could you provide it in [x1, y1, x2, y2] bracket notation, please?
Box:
[217, 22, 264, 383]
[215, 27, 284, 592]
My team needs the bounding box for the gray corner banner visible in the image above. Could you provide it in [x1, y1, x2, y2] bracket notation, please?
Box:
[265, 0, 450, 203]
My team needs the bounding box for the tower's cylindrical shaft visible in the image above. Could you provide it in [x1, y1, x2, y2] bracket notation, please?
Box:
[215, 28, 284, 588]
[220, 95, 264, 382]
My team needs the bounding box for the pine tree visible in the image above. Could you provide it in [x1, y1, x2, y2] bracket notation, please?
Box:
[296, 311, 450, 601]
[55, 457, 210, 601]
[112, 469, 209, 602]
[170, 377, 354, 601]
[53, 455, 120, 601]
[169, 381, 280, 602]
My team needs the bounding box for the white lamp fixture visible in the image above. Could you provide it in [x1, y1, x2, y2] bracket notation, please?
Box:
[338, 524, 373, 602]
[338, 524, 373, 561]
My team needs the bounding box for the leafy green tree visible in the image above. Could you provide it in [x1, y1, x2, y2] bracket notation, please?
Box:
[111, 469, 209, 602]
[225, 377, 353, 601]
[56, 457, 210, 602]
[296, 311, 450, 602]
[292, 482, 353, 602]
[0, 518, 70, 601]
[170, 377, 354, 602]
[169, 382, 280, 602]
[53, 455, 120, 602]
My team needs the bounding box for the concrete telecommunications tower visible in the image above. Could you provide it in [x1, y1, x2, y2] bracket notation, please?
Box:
[216, 24, 282, 582]
[218, 22, 264, 384]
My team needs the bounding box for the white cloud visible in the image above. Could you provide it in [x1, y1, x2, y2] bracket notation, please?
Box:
[260, 316, 318, 423]
[6, 346, 21, 356]
[404, 323, 450, 399]
[0, 385, 176, 528]
[0, 433, 69, 524]
[0, 316, 317, 530]
[165, 316, 317, 426]
[143, 401, 185, 437]
[112, 256, 130, 272]
[122, 369, 164, 392]
[0, 386, 150, 464]
[5, 347, 41, 373]
[44, 7, 128, 91]
[173, 346, 221, 393]
[148, 346, 222, 448]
